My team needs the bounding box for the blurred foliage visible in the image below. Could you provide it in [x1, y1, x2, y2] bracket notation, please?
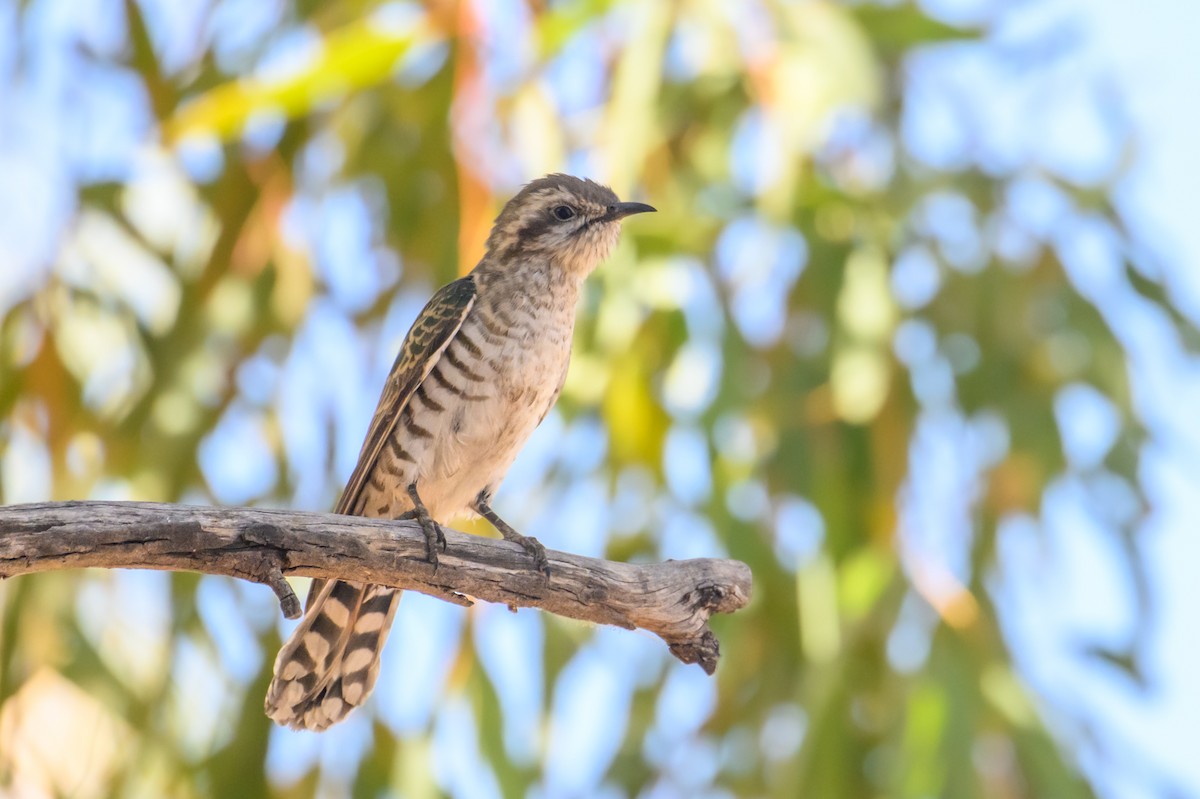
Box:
[0, 0, 1188, 797]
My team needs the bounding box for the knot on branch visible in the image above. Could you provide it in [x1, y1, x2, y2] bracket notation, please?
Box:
[240, 523, 302, 619]
[669, 631, 722, 675]
[688, 578, 751, 615]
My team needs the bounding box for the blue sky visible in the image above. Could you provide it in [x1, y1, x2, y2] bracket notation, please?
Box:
[974, 0, 1200, 795]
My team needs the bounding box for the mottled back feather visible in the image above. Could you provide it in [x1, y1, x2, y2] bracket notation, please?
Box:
[303, 276, 477, 612]
[267, 276, 477, 729]
[335, 275, 478, 516]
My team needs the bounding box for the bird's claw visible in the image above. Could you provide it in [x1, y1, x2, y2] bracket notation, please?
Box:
[406, 483, 446, 567]
[516, 535, 549, 578]
[472, 493, 549, 577]
[416, 512, 445, 567]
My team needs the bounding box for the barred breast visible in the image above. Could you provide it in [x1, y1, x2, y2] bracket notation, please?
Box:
[414, 293, 573, 517]
[364, 268, 578, 523]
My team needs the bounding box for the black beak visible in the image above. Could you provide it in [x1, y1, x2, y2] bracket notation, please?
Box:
[604, 201, 656, 222]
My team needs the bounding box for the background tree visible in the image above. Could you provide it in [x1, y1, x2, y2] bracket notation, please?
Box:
[0, 0, 1193, 797]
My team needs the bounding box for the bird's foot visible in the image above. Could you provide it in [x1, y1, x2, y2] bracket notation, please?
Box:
[405, 484, 447, 567]
[472, 492, 550, 577]
[418, 514, 447, 567]
[506, 532, 549, 577]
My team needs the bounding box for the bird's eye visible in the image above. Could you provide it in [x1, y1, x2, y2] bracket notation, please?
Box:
[552, 205, 576, 221]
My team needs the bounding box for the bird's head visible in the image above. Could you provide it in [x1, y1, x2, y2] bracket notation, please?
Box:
[484, 174, 655, 278]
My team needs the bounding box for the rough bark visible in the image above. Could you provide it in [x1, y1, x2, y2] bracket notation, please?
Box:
[0, 501, 751, 674]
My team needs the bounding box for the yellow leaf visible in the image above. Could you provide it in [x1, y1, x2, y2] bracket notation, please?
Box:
[165, 17, 438, 142]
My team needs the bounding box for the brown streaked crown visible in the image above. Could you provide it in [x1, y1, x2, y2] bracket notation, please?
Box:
[502, 174, 620, 220]
[482, 174, 640, 275]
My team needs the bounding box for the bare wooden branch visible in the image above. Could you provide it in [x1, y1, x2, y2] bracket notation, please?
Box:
[0, 501, 752, 674]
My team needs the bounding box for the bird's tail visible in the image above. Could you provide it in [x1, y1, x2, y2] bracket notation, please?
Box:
[264, 579, 400, 731]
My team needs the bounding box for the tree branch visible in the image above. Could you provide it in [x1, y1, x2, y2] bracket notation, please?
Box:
[0, 501, 752, 674]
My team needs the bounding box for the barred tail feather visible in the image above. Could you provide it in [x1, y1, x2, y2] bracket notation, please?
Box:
[265, 580, 401, 731]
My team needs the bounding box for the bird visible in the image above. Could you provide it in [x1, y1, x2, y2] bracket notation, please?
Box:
[264, 173, 655, 731]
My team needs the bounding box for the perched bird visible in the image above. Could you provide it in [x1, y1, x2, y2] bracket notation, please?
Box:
[265, 174, 655, 730]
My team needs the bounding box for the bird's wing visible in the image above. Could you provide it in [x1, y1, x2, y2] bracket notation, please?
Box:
[303, 276, 476, 612]
[335, 275, 477, 516]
